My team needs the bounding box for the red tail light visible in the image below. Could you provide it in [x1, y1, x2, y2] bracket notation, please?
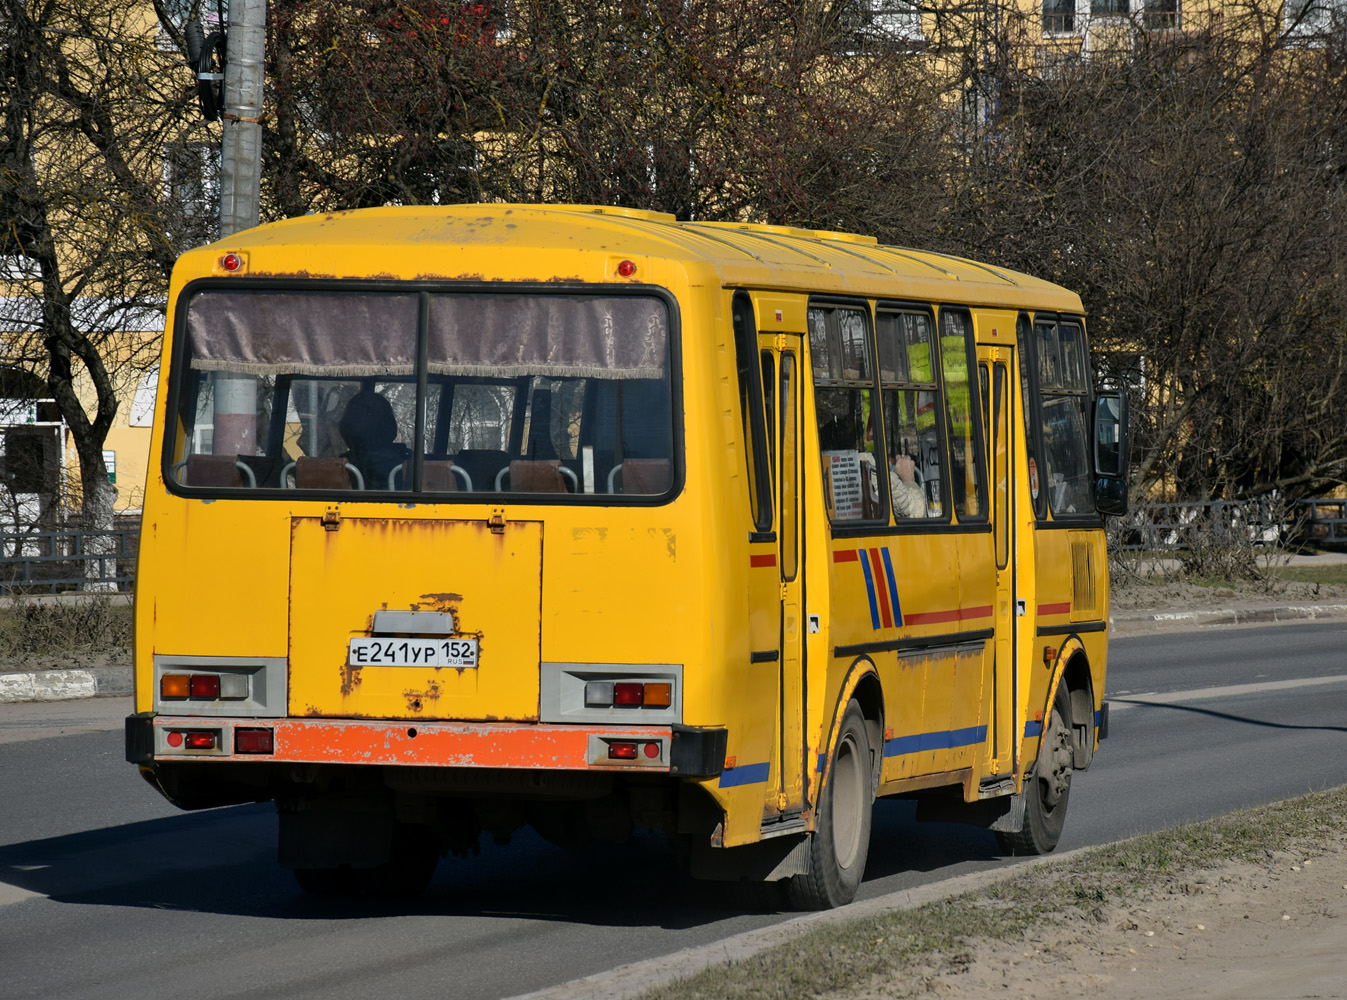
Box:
[613, 682, 643, 706]
[189, 674, 221, 699]
[184, 732, 216, 750]
[607, 741, 638, 760]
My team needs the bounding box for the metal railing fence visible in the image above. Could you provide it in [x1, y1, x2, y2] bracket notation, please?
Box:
[1115, 499, 1347, 551]
[2, 499, 1345, 592]
[0, 527, 139, 593]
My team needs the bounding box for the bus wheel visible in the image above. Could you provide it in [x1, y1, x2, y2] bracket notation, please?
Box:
[997, 684, 1073, 856]
[788, 700, 874, 910]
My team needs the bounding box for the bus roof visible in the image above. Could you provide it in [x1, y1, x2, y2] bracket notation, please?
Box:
[183, 204, 1084, 315]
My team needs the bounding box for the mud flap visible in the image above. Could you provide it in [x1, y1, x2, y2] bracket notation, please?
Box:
[914, 793, 1026, 833]
[690, 833, 811, 882]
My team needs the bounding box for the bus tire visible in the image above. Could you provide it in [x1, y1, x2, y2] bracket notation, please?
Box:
[997, 683, 1073, 856]
[788, 700, 874, 910]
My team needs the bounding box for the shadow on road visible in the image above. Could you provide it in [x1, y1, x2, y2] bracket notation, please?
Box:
[1112, 697, 1347, 733]
[0, 795, 1008, 925]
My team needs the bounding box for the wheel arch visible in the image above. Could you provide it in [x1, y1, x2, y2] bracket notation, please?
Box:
[1046, 639, 1096, 771]
[818, 657, 884, 802]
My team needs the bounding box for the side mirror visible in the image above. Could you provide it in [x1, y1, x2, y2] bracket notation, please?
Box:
[1093, 391, 1129, 516]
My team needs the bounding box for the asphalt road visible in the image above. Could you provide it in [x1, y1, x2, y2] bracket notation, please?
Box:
[2, 620, 1345, 1000]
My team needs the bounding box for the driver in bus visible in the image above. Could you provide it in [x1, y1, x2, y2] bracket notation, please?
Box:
[339, 389, 411, 489]
[889, 452, 926, 519]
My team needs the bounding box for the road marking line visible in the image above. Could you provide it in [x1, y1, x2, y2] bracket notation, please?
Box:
[1111, 673, 1347, 711]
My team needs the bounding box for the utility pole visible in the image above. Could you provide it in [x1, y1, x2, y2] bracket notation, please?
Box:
[218, 0, 267, 238]
[214, 0, 266, 459]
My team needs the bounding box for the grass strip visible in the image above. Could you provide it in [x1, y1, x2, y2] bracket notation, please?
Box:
[637, 785, 1347, 1000]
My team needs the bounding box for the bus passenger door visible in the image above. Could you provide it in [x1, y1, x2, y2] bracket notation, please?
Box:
[760, 328, 807, 815]
[987, 352, 1016, 776]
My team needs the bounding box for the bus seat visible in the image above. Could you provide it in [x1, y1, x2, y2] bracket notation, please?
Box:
[427, 460, 471, 491]
[179, 454, 257, 488]
[500, 460, 577, 493]
[607, 458, 672, 494]
[388, 459, 470, 492]
[452, 449, 509, 493]
[238, 453, 287, 488]
[291, 457, 364, 490]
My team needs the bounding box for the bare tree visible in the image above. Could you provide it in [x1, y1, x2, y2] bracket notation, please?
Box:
[259, 1, 953, 235]
[950, 7, 1347, 502]
[1, 0, 204, 586]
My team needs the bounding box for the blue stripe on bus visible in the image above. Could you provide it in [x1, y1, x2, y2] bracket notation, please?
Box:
[880, 547, 902, 626]
[718, 762, 771, 787]
[1023, 720, 1043, 738]
[858, 552, 882, 629]
[883, 725, 988, 757]
[817, 752, 827, 773]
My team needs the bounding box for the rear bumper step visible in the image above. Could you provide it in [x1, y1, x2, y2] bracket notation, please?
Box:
[126, 713, 726, 777]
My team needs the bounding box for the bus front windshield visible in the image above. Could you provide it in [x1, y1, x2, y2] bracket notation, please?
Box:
[167, 288, 676, 499]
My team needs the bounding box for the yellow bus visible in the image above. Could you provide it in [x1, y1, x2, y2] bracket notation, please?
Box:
[126, 204, 1128, 907]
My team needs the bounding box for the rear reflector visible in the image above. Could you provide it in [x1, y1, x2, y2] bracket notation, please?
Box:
[189, 674, 221, 699]
[184, 732, 216, 750]
[235, 728, 274, 754]
[607, 741, 638, 760]
[161, 674, 190, 699]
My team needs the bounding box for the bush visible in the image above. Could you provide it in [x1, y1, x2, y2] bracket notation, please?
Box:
[0, 598, 132, 662]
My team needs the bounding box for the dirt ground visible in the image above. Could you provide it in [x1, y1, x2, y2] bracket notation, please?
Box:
[857, 837, 1347, 1000]
[1108, 577, 1347, 614]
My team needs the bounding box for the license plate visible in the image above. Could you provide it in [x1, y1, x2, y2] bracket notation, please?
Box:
[348, 637, 479, 668]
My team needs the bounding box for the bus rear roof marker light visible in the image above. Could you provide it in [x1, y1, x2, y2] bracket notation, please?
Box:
[617, 259, 637, 277]
[221, 252, 245, 272]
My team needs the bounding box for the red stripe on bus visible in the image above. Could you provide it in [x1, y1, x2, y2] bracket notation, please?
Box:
[833, 549, 859, 562]
[1038, 602, 1071, 616]
[903, 605, 995, 626]
[750, 553, 777, 568]
[868, 549, 894, 628]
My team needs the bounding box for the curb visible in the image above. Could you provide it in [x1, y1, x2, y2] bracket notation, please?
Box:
[0, 665, 132, 703]
[1111, 602, 1347, 635]
[503, 847, 1088, 1000]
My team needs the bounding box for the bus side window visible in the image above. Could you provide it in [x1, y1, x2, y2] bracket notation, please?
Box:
[876, 309, 943, 521]
[1016, 314, 1047, 519]
[733, 292, 772, 531]
[1035, 318, 1093, 517]
[938, 308, 987, 522]
[809, 303, 884, 523]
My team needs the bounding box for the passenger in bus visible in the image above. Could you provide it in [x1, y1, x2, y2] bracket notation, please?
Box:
[889, 453, 926, 518]
[338, 390, 411, 489]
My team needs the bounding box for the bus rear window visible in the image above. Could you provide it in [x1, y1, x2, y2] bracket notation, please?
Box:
[168, 288, 675, 499]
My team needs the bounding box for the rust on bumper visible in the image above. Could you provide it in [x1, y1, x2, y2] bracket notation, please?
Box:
[141, 715, 675, 771]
